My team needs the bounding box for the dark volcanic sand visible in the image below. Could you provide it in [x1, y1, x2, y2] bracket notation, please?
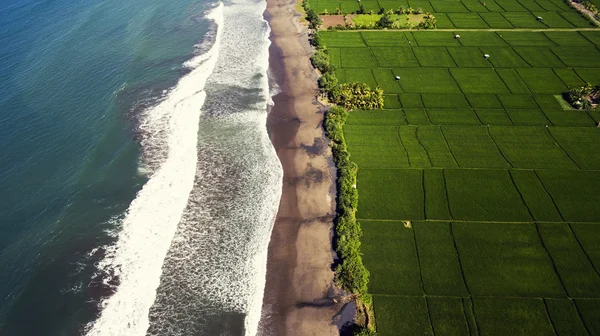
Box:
[259, 1, 345, 335]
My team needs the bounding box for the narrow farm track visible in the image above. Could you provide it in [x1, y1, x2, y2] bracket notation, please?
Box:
[331, 27, 600, 31]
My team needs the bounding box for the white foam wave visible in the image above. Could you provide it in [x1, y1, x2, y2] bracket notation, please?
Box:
[83, 4, 224, 336]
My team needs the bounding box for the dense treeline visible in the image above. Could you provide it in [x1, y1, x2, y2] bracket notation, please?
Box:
[303, 2, 379, 333]
[566, 83, 600, 110]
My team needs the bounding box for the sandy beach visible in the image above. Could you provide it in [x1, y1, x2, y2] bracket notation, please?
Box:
[259, 0, 344, 334]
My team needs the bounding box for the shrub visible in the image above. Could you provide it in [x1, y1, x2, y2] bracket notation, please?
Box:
[330, 82, 385, 110]
[318, 72, 338, 92]
[310, 49, 335, 73]
[377, 13, 395, 28]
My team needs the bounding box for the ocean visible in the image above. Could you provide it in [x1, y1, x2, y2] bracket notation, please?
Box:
[0, 0, 282, 335]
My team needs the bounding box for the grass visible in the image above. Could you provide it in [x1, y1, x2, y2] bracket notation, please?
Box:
[514, 47, 566, 67]
[466, 94, 503, 108]
[371, 47, 419, 67]
[421, 93, 470, 108]
[516, 68, 568, 94]
[447, 47, 493, 67]
[549, 127, 600, 169]
[393, 68, 462, 93]
[340, 48, 379, 68]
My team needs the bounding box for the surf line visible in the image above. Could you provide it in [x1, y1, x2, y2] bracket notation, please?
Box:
[84, 4, 224, 336]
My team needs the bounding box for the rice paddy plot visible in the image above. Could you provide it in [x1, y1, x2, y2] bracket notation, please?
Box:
[427, 108, 482, 124]
[372, 68, 404, 93]
[545, 299, 590, 336]
[489, 126, 578, 169]
[477, 47, 530, 68]
[344, 124, 408, 168]
[444, 169, 532, 221]
[516, 68, 568, 94]
[550, 127, 600, 169]
[447, 47, 493, 67]
[319, 32, 366, 47]
[412, 47, 457, 67]
[357, 169, 424, 219]
[498, 31, 557, 46]
[574, 299, 600, 335]
[340, 48, 379, 68]
[455, 31, 508, 47]
[553, 67, 586, 88]
[479, 12, 515, 28]
[426, 297, 471, 336]
[442, 126, 510, 167]
[475, 108, 514, 124]
[533, 11, 574, 28]
[570, 224, 600, 273]
[360, 31, 409, 47]
[450, 68, 510, 93]
[343, 68, 378, 87]
[448, 13, 491, 28]
[552, 47, 600, 68]
[346, 109, 408, 125]
[371, 47, 419, 67]
[536, 170, 600, 223]
[393, 68, 462, 93]
[544, 31, 595, 46]
[514, 46, 566, 67]
[415, 126, 459, 166]
[372, 295, 434, 336]
[414, 222, 471, 294]
[466, 93, 503, 109]
[361, 221, 423, 295]
[454, 222, 566, 297]
[472, 297, 557, 335]
[413, 31, 462, 47]
[538, 223, 600, 297]
[495, 70, 531, 94]
[509, 169, 563, 221]
[421, 93, 470, 108]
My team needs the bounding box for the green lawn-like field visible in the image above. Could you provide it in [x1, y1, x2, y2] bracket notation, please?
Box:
[321, 16, 600, 334]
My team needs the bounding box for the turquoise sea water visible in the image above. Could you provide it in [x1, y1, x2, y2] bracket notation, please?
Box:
[0, 0, 281, 334]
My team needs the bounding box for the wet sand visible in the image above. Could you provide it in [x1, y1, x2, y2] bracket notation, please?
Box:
[259, 0, 343, 334]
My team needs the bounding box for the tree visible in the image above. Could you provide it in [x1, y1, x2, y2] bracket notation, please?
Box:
[377, 13, 394, 28]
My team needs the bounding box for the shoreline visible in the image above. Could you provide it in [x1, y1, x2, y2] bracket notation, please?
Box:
[259, 0, 345, 334]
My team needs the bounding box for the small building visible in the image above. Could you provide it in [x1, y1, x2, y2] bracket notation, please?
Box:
[484, 54, 490, 58]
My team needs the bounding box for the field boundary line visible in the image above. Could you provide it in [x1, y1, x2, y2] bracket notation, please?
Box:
[357, 218, 600, 224]
[369, 293, 600, 299]
[573, 299, 594, 336]
[534, 222, 571, 296]
[486, 126, 515, 168]
[533, 170, 567, 221]
[421, 170, 427, 219]
[356, 166, 600, 172]
[332, 28, 600, 32]
[441, 169, 455, 220]
[544, 126, 582, 169]
[542, 298, 561, 336]
[438, 126, 461, 167]
[449, 222, 472, 296]
[508, 170, 535, 220]
[414, 126, 434, 166]
[395, 126, 412, 166]
[568, 223, 600, 280]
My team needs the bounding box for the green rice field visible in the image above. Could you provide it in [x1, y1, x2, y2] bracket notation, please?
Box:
[322, 28, 600, 335]
[311, 0, 597, 30]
